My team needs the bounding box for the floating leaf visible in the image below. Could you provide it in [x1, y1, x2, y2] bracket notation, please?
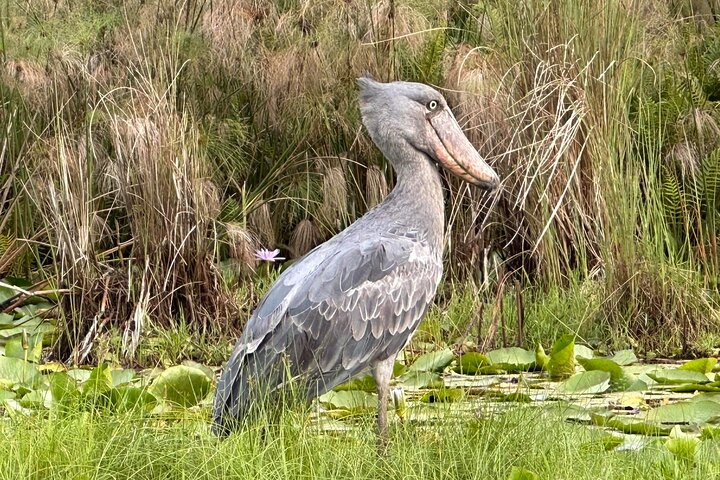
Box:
[398, 371, 443, 389]
[548, 335, 576, 379]
[486, 347, 535, 372]
[594, 414, 671, 435]
[335, 375, 377, 392]
[319, 390, 377, 413]
[3, 334, 43, 363]
[407, 349, 454, 373]
[665, 426, 699, 464]
[679, 358, 718, 374]
[534, 343, 549, 370]
[577, 357, 632, 390]
[453, 352, 491, 375]
[574, 344, 595, 359]
[66, 368, 92, 383]
[0, 389, 14, 401]
[110, 369, 136, 387]
[420, 388, 463, 403]
[0, 356, 39, 387]
[507, 466, 539, 480]
[669, 381, 720, 393]
[82, 364, 114, 396]
[181, 360, 215, 379]
[148, 365, 212, 407]
[645, 400, 720, 425]
[559, 370, 610, 394]
[611, 349, 638, 366]
[110, 386, 157, 413]
[48, 372, 80, 409]
[19, 388, 51, 409]
[648, 369, 710, 385]
[0, 313, 15, 326]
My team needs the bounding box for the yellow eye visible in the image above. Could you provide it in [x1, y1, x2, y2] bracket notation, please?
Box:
[427, 100, 439, 111]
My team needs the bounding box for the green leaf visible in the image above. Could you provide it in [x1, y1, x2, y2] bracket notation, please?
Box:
[407, 349, 454, 373]
[669, 381, 720, 393]
[611, 349, 638, 366]
[334, 375, 377, 392]
[548, 335, 576, 379]
[319, 390, 377, 413]
[148, 365, 212, 407]
[453, 352, 491, 375]
[574, 344, 595, 359]
[559, 370, 611, 394]
[110, 386, 157, 413]
[4, 334, 43, 363]
[645, 400, 720, 424]
[82, 364, 114, 396]
[110, 368, 136, 387]
[0, 356, 40, 387]
[419, 388, 463, 403]
[534, 343, 549, 370]
[397, 371, 444, 389]
[507, 466, 539, 480]
[679, 358, 718, 374]
[486, 347, 535, 372]
[0, 313, 14, 326]
[576, 357, 631, 390]
[648, 369, 710, 385]
[665, 426, 699, 463]
[48, 372, 80, 408]
[19, 388, 51, 409]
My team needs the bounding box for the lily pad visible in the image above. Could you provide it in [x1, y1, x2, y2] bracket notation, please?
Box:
[3, 334, 43, 363]
[486, 347, 535, 372]
[574, 344, 595, 360]
[559, 370, 611, 394]
[548, 335, 576, 379]
[0, 356, 40, 387]
[508, 467, 539, 480]
[148, 365, 212, 407]
[679, 358, 718, 374]
[319, 390, 377, 413]
[611, 349, 638, 366]
[645, 400, 720, 425]
[110, 369, 136, 387]
[48, 372, 80, 408]
[398, 371, 443, 389]
[577, 357, 631, 391]
[335, 375, 377, 392]
[82, 364, 114, 396]
[453, 352, 491, 375]
[407, 349, 454, 373]
[648, 369, 710, 385]
[110, 386, 157, 412]
[534, 344, 549, 370]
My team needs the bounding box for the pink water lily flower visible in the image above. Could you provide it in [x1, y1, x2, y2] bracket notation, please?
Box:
[255, 248, 286, 262]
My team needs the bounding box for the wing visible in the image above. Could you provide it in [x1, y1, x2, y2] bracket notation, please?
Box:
[213, 231, 442, 432]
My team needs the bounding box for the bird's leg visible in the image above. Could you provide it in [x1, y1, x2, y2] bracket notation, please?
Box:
[373, 356, 395, 452]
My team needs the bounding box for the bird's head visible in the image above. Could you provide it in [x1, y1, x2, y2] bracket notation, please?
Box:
[357, 75, 499, 191]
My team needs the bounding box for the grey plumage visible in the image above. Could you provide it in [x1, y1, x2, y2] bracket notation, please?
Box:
[213, 76, 499, 438]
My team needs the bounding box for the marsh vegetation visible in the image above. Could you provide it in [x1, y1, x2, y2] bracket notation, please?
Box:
[2, 0, 720, 478]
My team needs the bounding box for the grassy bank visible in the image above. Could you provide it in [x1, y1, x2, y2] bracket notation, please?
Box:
[0, 0, 719, 361]
[3, 406, 719, 480]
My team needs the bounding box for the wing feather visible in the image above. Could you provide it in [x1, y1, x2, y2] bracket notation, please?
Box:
[212, 231, 441, 434]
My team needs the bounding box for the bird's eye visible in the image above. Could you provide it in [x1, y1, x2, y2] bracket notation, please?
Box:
[426, 100, 439, 111]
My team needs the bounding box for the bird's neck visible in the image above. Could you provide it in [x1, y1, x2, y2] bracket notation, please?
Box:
[380, 143, 446, 250]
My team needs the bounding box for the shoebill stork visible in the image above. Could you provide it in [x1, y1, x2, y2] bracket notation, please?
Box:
[213, 76, 500, 441]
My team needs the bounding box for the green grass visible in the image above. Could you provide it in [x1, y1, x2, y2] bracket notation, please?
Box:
[3, 405, 719, 480]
